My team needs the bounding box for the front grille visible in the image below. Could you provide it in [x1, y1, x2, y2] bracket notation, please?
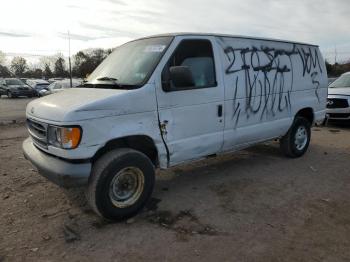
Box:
[328, 113, 350, 119]
[327, 98, 349, 108]
[27, 118, 48, 149]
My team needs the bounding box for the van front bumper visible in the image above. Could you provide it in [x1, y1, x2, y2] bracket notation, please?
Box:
[22, 138, 91, 188]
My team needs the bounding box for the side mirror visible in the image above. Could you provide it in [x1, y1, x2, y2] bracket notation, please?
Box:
[169, 66, 194, 89]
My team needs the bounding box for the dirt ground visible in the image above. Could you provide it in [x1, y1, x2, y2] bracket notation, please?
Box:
[0, 121, 350, 262]
[0, 97, 34, 124]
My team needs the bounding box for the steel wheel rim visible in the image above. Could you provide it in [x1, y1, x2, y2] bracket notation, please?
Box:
[295, 126, 308, 150]
[109, 167, 145, 208]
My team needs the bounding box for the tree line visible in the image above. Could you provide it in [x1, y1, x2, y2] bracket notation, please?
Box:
[0, 49, 349, 79]
[0, 48, 112, 79]
[325, 61, 350, 77]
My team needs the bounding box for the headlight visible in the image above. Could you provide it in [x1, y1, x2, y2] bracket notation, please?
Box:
[48, 126, 82, 149]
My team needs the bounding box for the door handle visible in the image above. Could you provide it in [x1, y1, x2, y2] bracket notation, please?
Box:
[217, 105, 223, 117]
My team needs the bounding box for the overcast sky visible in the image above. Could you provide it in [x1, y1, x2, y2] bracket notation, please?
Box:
[0, 0, 349, 64]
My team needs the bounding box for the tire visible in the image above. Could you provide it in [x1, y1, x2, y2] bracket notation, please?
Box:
[7, 91, 13, 98]
[87, 148, 155, 220]
[280, 117, 311, 158]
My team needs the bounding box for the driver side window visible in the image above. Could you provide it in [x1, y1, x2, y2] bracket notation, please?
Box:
[162, 39, 216, 91]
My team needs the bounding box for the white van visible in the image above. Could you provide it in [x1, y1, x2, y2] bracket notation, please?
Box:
[23, 33, 327, 220]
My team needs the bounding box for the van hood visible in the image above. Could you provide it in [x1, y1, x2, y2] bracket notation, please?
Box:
[26, 86, 155, 122]
[328, 87, 350, 96]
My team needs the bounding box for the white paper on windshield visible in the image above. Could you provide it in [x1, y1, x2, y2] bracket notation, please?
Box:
[144, 45, 166, 53]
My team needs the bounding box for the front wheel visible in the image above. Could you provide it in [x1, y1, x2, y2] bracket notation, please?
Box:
[280, 117, 311, 158]
[7, 91, 13, 98]
[87, 148, 155, 220]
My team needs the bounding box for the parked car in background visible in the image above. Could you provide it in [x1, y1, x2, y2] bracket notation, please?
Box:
[0, 78, 36, 98]
[328, 77, 338, 85]
[326, 72, 350, 120]
[27, 79, 50, 96]
[48, 78, 64, 84]
[39, 79, 81, 96]
[20, 78, 29, 84]
[0, 80, 4, 97]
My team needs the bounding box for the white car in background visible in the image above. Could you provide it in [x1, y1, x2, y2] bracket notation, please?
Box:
[326, 72, 350, 120]
[328, 77, 337, 85]
[48, 78, 64, 84]
[39, 79, 81, 96]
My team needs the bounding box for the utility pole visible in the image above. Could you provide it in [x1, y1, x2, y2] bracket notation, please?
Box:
[334, 45, 337, 64]
[68, 31, 73, 88]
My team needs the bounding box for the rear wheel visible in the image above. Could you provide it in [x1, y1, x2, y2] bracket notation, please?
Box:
[87, 148, 155, 220]
[280, 117, 311, 158]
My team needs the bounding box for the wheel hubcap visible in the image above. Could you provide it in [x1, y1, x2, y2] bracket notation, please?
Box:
[295, 126, 308, 150]
[109, 167, 144, 208]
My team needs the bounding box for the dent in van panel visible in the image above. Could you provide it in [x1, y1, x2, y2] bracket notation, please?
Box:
[166, 132, 223, 166]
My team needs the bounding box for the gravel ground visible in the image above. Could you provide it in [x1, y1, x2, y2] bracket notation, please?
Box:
[0, 121, 350, 262]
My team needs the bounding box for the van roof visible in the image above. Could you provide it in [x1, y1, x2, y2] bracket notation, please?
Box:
[141, 32, 318, 47]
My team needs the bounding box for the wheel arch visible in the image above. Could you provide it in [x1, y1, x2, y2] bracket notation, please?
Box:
[295, 107, 314, 124]
[92, 135, 159, 167]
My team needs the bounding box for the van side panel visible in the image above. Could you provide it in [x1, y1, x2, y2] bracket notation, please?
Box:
[216, 36, 327, 151]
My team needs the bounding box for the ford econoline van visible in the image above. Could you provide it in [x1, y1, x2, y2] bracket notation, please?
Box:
[23, 33, 327, 220]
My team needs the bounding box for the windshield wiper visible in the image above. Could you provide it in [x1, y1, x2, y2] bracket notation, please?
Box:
[80, 76, 140, 89]
[93, 76, 125, 88]
[80, 82, 139, 90]
[97, 76, 118, 82]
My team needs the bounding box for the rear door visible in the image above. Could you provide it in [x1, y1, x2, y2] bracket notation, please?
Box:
[155, 36, 225, 166]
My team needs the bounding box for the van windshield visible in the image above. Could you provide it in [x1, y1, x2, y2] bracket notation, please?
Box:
[86, 36, 173, 88]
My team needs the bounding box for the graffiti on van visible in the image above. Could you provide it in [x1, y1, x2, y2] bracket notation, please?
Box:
[219, 40, 322, 127]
